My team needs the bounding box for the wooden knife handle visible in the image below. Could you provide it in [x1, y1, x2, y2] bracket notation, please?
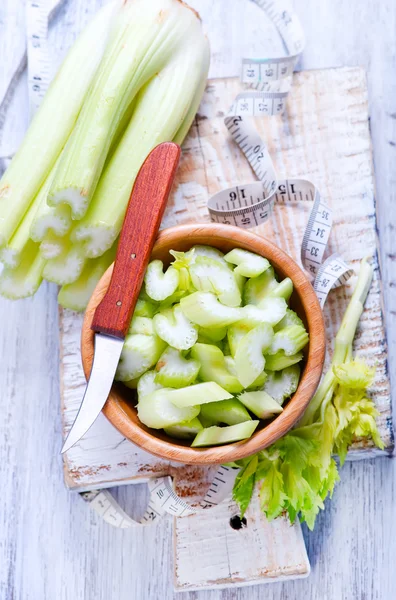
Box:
[91, 142, 181, 338]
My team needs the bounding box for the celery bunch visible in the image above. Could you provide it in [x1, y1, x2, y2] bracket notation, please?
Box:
[0, 0, 210, 304]
[232, 258, 384, 529]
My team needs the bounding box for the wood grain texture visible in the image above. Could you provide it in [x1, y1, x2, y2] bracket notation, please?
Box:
[91, 142, 180, 338]
[1, 1, 396, 599]
[82, 223, 325, 464]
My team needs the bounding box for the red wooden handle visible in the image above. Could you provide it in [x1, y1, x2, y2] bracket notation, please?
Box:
[91, 142, 181, 338]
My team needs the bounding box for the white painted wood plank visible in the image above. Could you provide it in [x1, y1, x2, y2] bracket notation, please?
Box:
[1, 1, 395, 599]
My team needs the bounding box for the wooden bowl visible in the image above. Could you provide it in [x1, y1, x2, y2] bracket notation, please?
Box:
[81, 224, 325, 465]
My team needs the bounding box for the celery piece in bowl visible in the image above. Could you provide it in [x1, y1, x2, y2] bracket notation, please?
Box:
[168, 382, 232, 408]
[164, 418, 203, 440]
[238, 297, 287, 327]
[137, 389, 200, 429]
[264, 351, 303, 371]
[153, 305, 198, 350]
[116, 334, 166, 382]
[224, 248, 270, 278]
[268, 325, 309, 356]
[137, 370, 163, 398]
[191, 421, 259, 447]
[144, 260, 179, 302]
[191, 343, 243, 394]
[155, 347, 200, 388]
[180, 292, 242, 328]
[234, 323, 274, 388]
[189, 256, 241, 307]
[263, 365, 301, 405]
[238, 391, 283, 420]
[200, 399, 251, 427]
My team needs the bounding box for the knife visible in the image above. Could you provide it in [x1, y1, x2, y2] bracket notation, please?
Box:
[61, 142, 181, 453]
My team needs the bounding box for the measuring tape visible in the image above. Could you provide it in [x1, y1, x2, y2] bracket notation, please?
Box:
[4, 0, 354, 527]
[81, 465, 237, 527]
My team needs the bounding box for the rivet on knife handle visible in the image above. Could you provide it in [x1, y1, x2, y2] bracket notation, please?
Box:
[91, 142, 181, 339]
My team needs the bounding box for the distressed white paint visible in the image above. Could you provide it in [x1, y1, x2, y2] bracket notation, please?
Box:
[1, 1, 395, 599]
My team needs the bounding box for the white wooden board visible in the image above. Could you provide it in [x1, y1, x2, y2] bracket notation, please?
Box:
[59, 66, 393, 591]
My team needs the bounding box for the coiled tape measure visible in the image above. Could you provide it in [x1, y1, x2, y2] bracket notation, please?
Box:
[6, 0, 353, 526]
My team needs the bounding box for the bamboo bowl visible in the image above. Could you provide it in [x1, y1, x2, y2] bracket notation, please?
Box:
[81, 224, 325, 465]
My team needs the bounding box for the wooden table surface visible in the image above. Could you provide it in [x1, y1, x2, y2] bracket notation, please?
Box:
[1, 1, 395, 599]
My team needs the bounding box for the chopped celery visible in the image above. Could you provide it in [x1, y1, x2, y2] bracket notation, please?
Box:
[0, 2, 113, 248]
[128, 316, 154, 336]
[238, 391, 283, 419]
[244, 268, 293, 304]
[274, 308, 304, 332]
[70, 14, 209, 258]
[234, 323, 274, 387]
[263, 365, 301, 405]
[264, 351, 303, 371]
[189, 256, 241, 307]
[191, 421, 259, 447]
[0, 241, 45, 299]
[180, 292, 242, 327]
[58, 244, 116, 312]
[190, 343, 243, 393]
[268, 325, 309, 356]
[134, 298, 157, 318]
[43, 243, 86, 285]
[238, 297, 287, 327]
[234, 271, 247, 294]
[196, 334, 224, 350]
[137, 370, 163, 398]
[224, 248, 270, 278]
[144, 260, 179, 302]
[198, 325, 228, 342]
[168, 382, 233, 407]
[153, 305, 198, 350]
[227, 323, 253, 357]
[155, 347, 200, 387]
[272, 277, 293, 301]
[137, 389, 200, 429]
[115, 334, 166, 382]
[158, 290, 188, 310]
[243, 268, 278, 305]
[123, 378, 139, 390]
[191, 245, 228, 264]
[164, 417, 203, 439]
[199, 399, 251, 427]
[224, 356, 268, 389]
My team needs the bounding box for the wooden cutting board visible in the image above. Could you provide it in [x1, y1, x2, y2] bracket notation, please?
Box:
[60, 66, 393, 592]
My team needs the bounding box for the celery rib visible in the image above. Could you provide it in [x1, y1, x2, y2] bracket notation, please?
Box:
[0, 2, 114, 248]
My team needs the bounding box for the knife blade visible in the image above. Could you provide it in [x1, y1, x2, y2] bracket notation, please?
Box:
[61, 142, 181, 454]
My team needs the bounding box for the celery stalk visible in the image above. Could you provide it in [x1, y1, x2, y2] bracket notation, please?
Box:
[70, 16, 210, 257]
[49, 0, 207, 221]
[39, 233, 68, 260]
[0, 241, 45, 299]
[43, 243, 86, 285]
[300, 258, 373, 426]
[58, 244, 116, 312]
[0, 3, 114, 248]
